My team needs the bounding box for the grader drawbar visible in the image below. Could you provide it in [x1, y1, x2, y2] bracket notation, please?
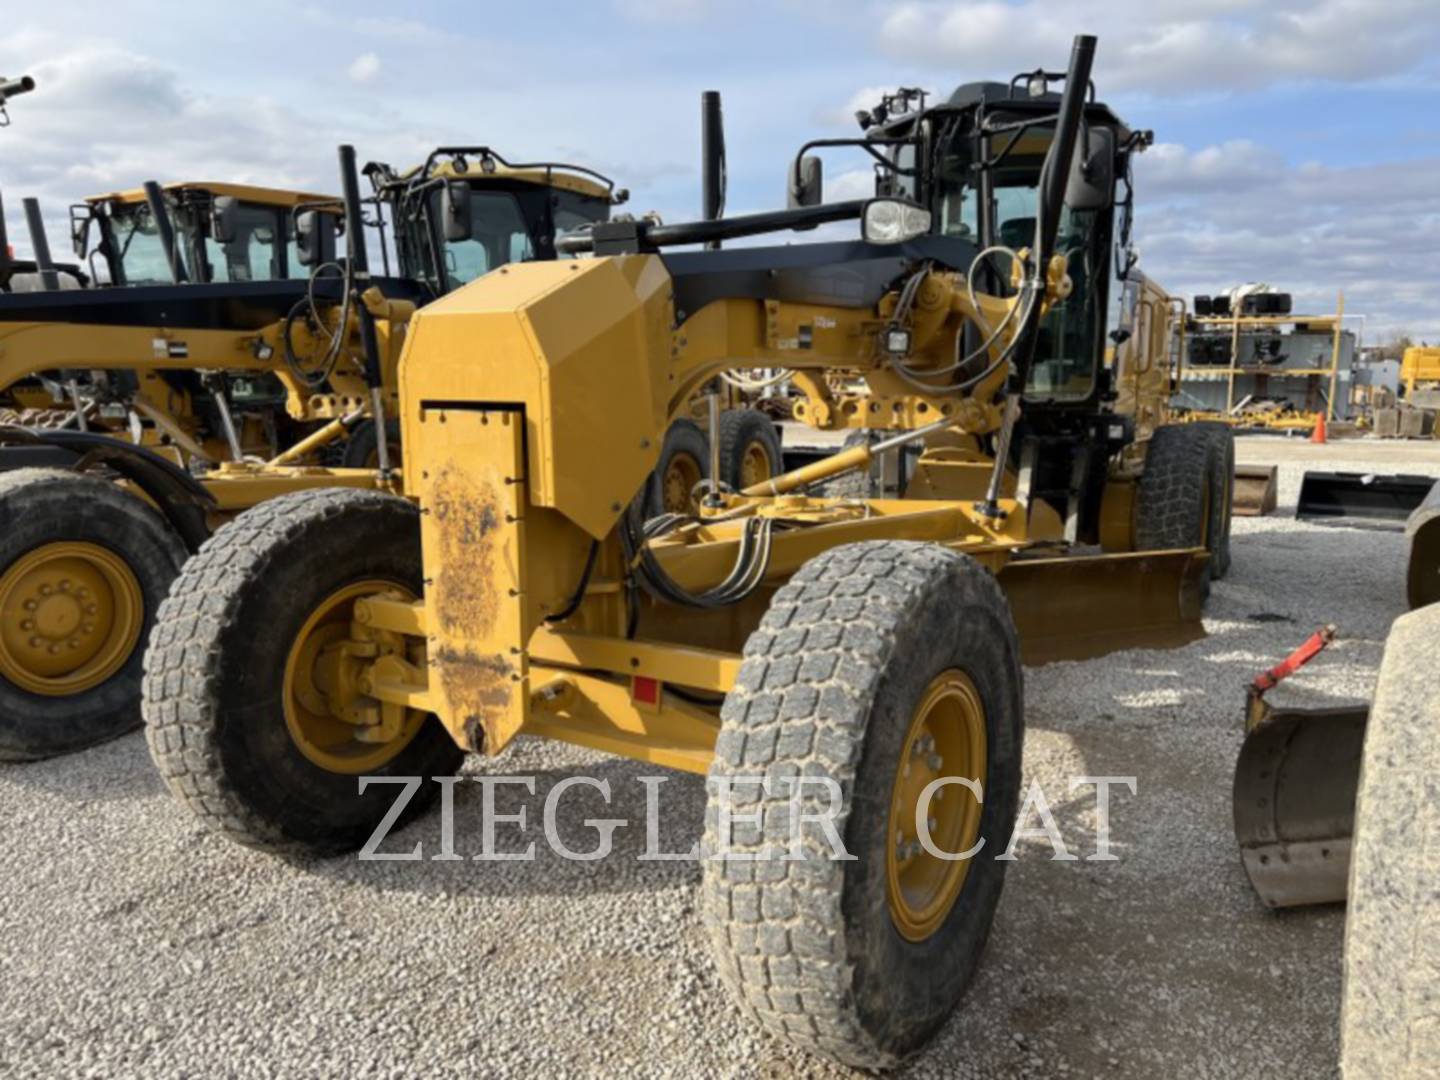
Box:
[145, 36, 1220, 1068]
[1233, 477, 1440, 908]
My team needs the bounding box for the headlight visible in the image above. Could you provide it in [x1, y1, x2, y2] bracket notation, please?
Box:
[862, 199, 932, 245]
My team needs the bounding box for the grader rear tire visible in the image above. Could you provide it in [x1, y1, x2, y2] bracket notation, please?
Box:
[341, 418, 402, 470]
[1340, 605, 1440, 1077]
[0, 469, 186, 762]
[645, 418, 710, 518]
[716, 409, 783, 493]
[143, 488, 463, 854]
[1136, 424, 1216, 593]
[1191, 421, 1234, 579]
[701, 541, 1023, 1068]
[814, 429, 877, 499]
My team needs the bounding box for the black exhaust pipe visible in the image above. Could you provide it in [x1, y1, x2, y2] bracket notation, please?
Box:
[22, 197, 59, 291]
[0, 75, 36, 101]
[701, 90, 726, 251]
[0, 189, 11, 280]
[337, 144, 383, 389]
[1009, 33, 1096, 392]
[142, 181, 188, 283]
[976, 33, 1097, 520]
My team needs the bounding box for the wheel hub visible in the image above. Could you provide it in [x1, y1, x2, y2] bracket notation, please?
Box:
[885, 669, 988, 942]
[662, 452, 703, 515]
[281, 579, 425, 775]
[739, 442, 773, 489]
[0, 542, 142, 695]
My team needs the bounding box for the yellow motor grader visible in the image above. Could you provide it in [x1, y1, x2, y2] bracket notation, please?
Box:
[144, 36, 1228, 1068]
[0, 149, 630, 761]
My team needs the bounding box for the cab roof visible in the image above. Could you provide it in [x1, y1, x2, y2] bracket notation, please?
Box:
[405, 160, 612, 201]
[86, 181, 337, 208]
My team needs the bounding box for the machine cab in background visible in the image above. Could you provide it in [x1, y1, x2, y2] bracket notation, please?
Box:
[71, 183, 337, 286]
[373, 149, 627, 296]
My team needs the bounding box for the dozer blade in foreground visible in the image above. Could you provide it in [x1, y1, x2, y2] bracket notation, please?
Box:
[1296, 470, 1436, 527]
[1234, 485, 1440, 908]
[1234, 697, 1368, 908]
[1232, 464, 1277, 516]
[998, 549, 1208, 665]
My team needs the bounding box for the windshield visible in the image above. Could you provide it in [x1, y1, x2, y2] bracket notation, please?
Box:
[107, 203, 187, 285]
[935, 130, 1109, 402]
[431, 189, 535, 289]
[198, 202, 283, 283]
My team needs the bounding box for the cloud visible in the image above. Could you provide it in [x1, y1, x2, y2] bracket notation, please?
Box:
[347, 52, 381, 83]
[877, 0, 1440, 95]
[1133, 141, 1440, 337]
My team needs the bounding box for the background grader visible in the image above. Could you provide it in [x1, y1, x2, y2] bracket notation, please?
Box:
[0, 149, 645, 761]
[144, 36, 1233, 1068]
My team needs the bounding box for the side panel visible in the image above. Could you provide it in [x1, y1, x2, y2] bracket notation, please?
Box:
[413, 405, 530, 754]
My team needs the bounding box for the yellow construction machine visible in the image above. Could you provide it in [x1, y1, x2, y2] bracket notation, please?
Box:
[0, 148, 632, 761]
[144, 36, 1228, 1068]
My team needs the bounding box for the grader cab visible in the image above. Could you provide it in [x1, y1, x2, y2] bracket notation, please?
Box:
[144, 36, 1230, 1068]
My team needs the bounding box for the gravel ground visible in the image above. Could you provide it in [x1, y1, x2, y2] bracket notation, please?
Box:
[2, 435, 1437, 1079]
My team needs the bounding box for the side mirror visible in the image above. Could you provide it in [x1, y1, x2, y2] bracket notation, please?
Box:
[788, 155, 823, 208]
[296, 210, 337, 267]
[1065, 125, 1115, 212]
[212, 196, 241, 245]
[70, 211, 92, 259]
[442, 180, 472, 242]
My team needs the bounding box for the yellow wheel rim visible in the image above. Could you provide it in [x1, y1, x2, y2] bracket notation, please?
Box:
[282, 579, 425, 775]
[885, 669, 988, 942]
[661, 451, 703, 515]
[0, 541, 143, 696]
[739, 440, 774, 490]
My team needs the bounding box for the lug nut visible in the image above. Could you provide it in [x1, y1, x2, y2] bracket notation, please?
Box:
[19, 620, 32, 631]
[38, 584, 52, 596]
[58, 580, 71, 592]
[85, 604, 98, 615]
[28, 636, 41, 648]
[928, 753, 943, 771]
[81, 623, 94, 635]
[23, 600, 36, 611]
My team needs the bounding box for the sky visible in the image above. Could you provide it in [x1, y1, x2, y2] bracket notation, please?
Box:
[2, 0, 1438, 340]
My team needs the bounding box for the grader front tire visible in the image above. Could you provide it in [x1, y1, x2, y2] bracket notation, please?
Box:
[0, 469, 187, 762]
[701, 541, 1023, 1068]
[143, 488, 462, 854]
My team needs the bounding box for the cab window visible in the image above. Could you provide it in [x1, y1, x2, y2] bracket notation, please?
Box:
[107, 203, 187, 285]
[432, 190, 534, 288]
[201, 202, 282, 283]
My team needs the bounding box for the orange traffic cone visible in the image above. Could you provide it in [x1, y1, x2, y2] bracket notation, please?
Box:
[1310, 413, 1327, 444]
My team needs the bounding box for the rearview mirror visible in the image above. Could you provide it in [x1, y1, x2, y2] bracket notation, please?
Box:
[788, 155, 822, 208]
[211, 196, 241, 245]
[70, 211, 92, 259]
[1065, 125, 1115, 212]
[296, 210, 337, 268]
[442, 180, 472, 242]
